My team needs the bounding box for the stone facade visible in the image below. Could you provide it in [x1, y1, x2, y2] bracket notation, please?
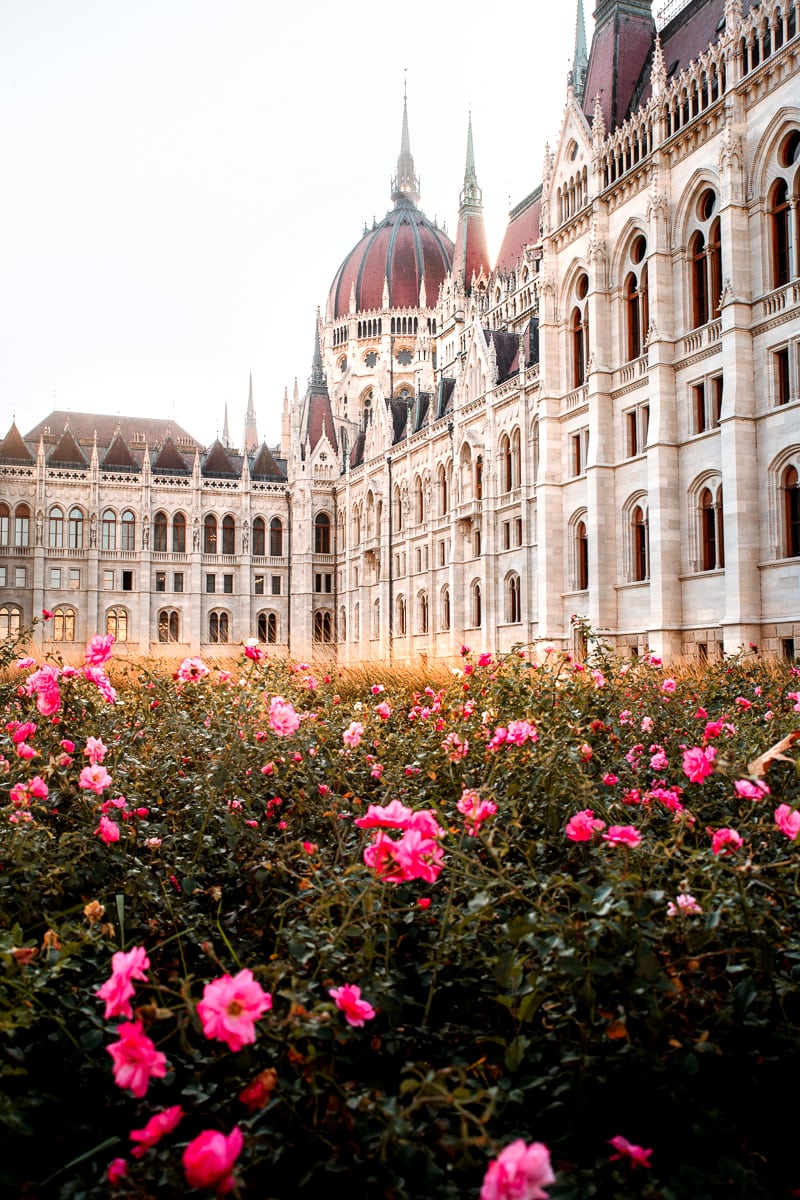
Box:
[2, 0, 799, 663]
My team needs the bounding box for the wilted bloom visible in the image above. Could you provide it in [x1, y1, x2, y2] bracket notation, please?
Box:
[239, 1068, 278, 1112]
[85, 633, 115, 666]
[480, 1139, 555, 1200]
[608, 1135, 652, 1169]
[107, 1021, 168, 1098]
[96, 945, 150, 1019]
[130, 1105, 184, 1158]
[458, 788, 497, 836]
[734, 778, 770, 801]
[775, 804, 800, 841]
[80, 763, 113, 793]
[565, 809, 605, 842]
[375, 701, 392, 720]
[329, 982, 376, 1026]
[342, 720, 364, 748]
[267, 696, 301, 736]
[84, 900, 106, 924]
[175, 656, 209, 682]
[667, 894, 702, 917]
[682, 745, 716, 784]
[602, 825, 642, 848]
[95, 815, 121, 844]
[442, 731, 469, 760]
[711, 827, 744, 856]
[197, 968, 272, 1052]
[183, 1127, 243, 1195]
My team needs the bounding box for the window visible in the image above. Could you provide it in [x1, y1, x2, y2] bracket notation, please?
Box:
[691, 376, 723, 433]
[782, 465, 800, 557]
[475, 456, 483, 499]
[414, 476, 425, 524]
[51, 568, 63, 588]
[313, 610, 333, 642]
[15, 567, 25, 588]
[53, 606, 76, 641]
[768, 130, 800, 289]
[625, 403, 650, 457]
[698, 483, 725, 570]
[0, 504, 8, 545]
[48, 507, 64, 548]
[438, 539, 446, 566]
[100, 508, 116, 549]
[314, 512, 331, 554]
[418, 591, 429, 633]
[570, 428, 589, 476]
[688, 189, 722, 328]
[122, 570, 133, 591]
[68, 507, 83, 549]
[630, 503, 649, 582]
[158, 610, 180, 643]
[570, 272, 590, 387]
[774, 345, 793, 405]
[471, 580, 482, 627]
[155, 571, 166, 592]
[153, 511, 168, 552]
[0, 605, 22, 640]
[624, 234, 649, 361]
[174, 572, 184, 592]
[252, 517, 265, 557]
[203, 515, 218, 554]
[314, 573, 332, 594]
[68, 568, 80, 590]
[258, 611, 278, 643]
[106, 607, 128, 642]
[222, 515, 235, 555]
[121, 510, 135, 551]
[271, 575, 281, 596]
[223, 574, 233, 594]
[575, 520, 589, 590]
[270, 517, 284, 557]
[515, 517, 523, 546]
[254, 575, 265, 595]
[437, 463, 449, 514]
[102, 569, 114, 590]
[372, 598, 380, 639]
[209, 611, 229, 643]
[505, 572, 521, 623]
[172, 512, 186, 553]
[782, 637, 796, 662]
[15, 505, 30, 547]
[441, 586, 451, 631]
[502, 521, 511, 550]
[396, 594, 406, 636]
[206, 574, 216, 593]
[339, 606, 347, 642]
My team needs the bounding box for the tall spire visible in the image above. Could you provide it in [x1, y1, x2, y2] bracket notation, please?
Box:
[391, 75, 420, 207]
[241, 373, 258, 454]
[571, 0, 589, 102]
[222, 402, 230, 449]
[311, 309, 326, 389]
[452, 112, 490, 294]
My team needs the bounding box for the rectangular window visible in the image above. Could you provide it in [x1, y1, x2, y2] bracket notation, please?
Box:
[155, 571, 166, 593]
[782, 637, 796, 661]
[423, 545, 429, 570]
[254, 575, 265, 596]
[206, 574, 215, 594]
[515, 517, 523, 546]
[626, 409, 638, 457]
[223, 574, 233, 594]
[15, 566, 26, 587]
[50, 568, 62, 589]
[474, 530, 481, 556]
[711, 375, 723, 425]
[0, 566, 7, 586]
[122, 570, 133, 592]
[692, 382, 707, 433]
[271, 575, 281, 596]
[775, 346, 791, 405]
[641, 403, 650, 446]
[102, 570, 114, 591]
[502, 521, 511, 550]
[570, 428, 588, 476]
[69, 568, 80, 590]
[438, 539, 446, 566]
[314, 573, 322, 593]
[173, 572, 184, 593]
[415, 548, 421, 572]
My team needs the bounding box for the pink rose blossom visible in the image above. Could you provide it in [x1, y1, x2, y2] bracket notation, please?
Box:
[196, 968, 272, 1052]
[602, 825, 642, 848]
[682, 745, 716, 784]
[661, 678, 677, 693]
[342, 720, 364, 748]
[130, 1105, 184, 1158]
[80, 763, 113, 793]
[81, 665, 117, 703]
[787, 691, 800, 712]
[176, 656, 210, 682]
[107, 1158, 128, 1184]
[85, 633, 115, 666]
[96, 946, 150, 1019]
[602, 773, 618, 786]
[711, 827, 744, 856]
[183, 1127, 243, 1195]
[267, 696, 301, 736]
[329, 982, 376, 1026]
[354, 800, 414, 830]
[734, 779, 770, 801]
[667, 894, 702, 917]
[775, 804, 800, 841]
[480, 1138, 555, 1200]
[442, 731, 469, 760]
[107, 1021, 168, 1098]
[458, 788, 497, 836]
[608, 1135, 652, 1169]
[243, 638, 265, 661]
[84, 736, 108, 764]
[505, 720, 538, 746]
[95, 816, 121, 844]
[375, 701, 392, 719]
[24, 664, 62, 715]
[565, 810, 605, 842]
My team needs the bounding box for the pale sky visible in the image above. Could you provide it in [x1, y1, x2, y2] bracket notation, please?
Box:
[0, 0, 594, 451]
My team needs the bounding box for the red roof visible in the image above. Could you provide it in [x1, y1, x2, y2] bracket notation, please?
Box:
[583, 6, 655, 133]
[496, 189, 541, 274]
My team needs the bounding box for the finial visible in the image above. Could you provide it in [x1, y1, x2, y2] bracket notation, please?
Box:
[651, 33, 666, 98]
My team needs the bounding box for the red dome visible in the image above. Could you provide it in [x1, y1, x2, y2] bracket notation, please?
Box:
[329, 198, 454, 320]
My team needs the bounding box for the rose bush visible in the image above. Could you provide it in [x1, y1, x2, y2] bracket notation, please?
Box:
[0, 625, 799, 1197]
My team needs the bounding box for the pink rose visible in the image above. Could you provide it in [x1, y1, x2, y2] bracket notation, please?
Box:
[608, 1134, 652, 1169]
[175, 656, 210, 682]
[267, 696, 301, 736]
[775, 804, 800, 841]
[96, 945, 150, 1019]
[342, 720, 364, 748]
[80, 764, 113, 794]
[565, 810, 605, 842]
[329, 982, 376, 1027]
[734, 779, 769, 801]
[85, 633, 115, 666]
[95, 816, 121, 844]
[130, 1105, 184, 1158]
[480, 1139, 555, 1200]
[682, 745, 716, 784]
[107, 1021, 168, 1098]
[196, 968, 272, 1052]
[602, 825, 641, 848]
[183, 1127, 243, 1194]
[666, 894, 702, 917]
[711, 827, 743, 856]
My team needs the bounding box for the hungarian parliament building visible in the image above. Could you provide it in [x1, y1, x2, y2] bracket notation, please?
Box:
[2, 0, 799, 663]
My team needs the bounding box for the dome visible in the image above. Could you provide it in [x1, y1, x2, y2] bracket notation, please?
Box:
[327, 94, 454, 321]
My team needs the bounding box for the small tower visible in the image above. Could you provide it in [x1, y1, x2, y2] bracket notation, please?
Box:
[451, 113, 491, 293]
[391, 78, 420, 207]
[241, 374, 258, 454]
[570, 0, 589, 103]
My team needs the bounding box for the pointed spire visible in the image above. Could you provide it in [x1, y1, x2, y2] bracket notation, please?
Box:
[241, 373, 258, 454]
[311, 310, 326, 390]
[651, 32, 666, 98]
[452, 112, 491, 294]
[390, 75, 420, 207]
[222, 402, 230, 449]
[571, 0, 589, 103]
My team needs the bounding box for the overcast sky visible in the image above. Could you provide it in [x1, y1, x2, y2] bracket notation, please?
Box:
[0, 0, 595, 450]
